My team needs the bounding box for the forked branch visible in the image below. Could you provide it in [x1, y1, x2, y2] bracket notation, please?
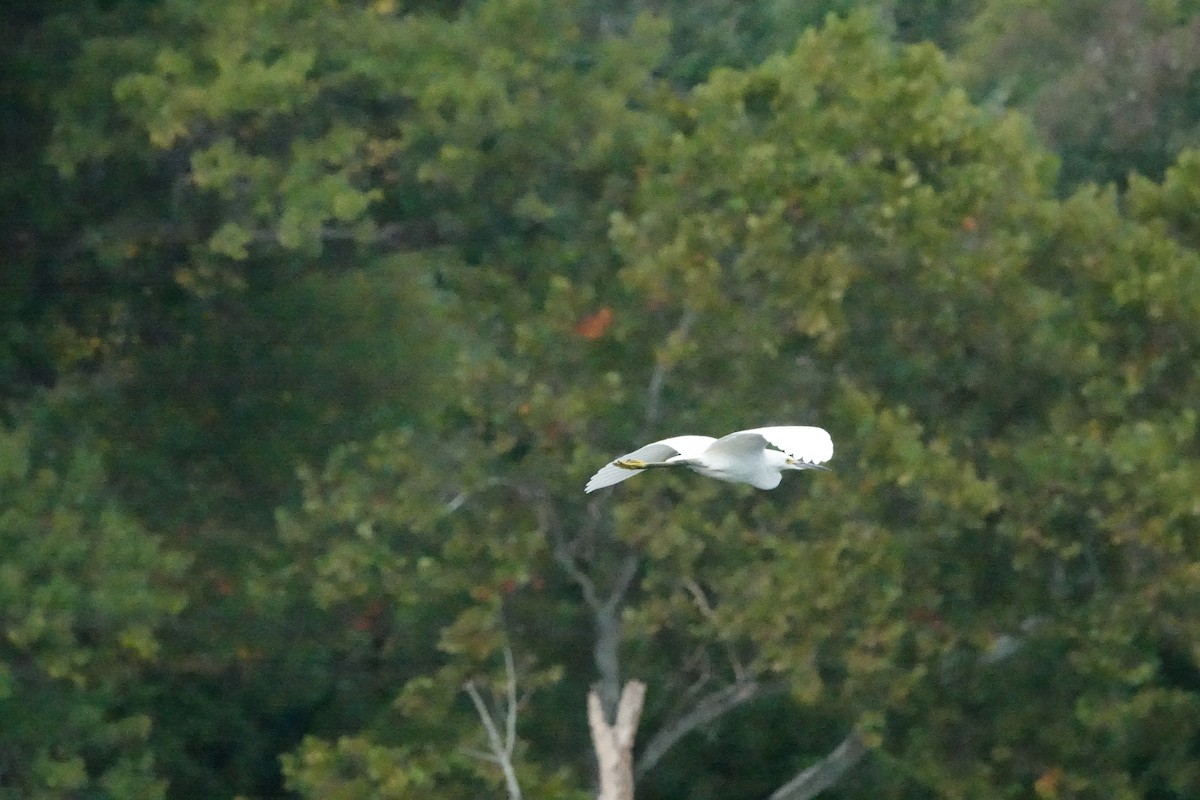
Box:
[463, 647, 523, 800]
[588, 680, 647, 800]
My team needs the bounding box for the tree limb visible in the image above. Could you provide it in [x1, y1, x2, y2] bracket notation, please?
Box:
[682, 577, 750, 682]
[552, 530, 602, 612]
[246, 220, 445, 251]
[766, 731, 868, 800]
[636, 679, 779, 777]
[579, 310, 694, 721]
[642, 309, 696, 437]
[463, 647, 524, 800]
[447, 479, 633, 724]
[589, 680, 647, 800]
[503, 646, 517, 760]
[591, 553, 640, 721]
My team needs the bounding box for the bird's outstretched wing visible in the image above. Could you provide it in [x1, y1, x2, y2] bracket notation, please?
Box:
[703, 430, 777, 461]
[585, 435, 715, 493]
[742, 425, 833, 466]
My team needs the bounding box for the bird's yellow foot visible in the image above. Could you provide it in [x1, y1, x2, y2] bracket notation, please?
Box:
[615, 458, 647, 470]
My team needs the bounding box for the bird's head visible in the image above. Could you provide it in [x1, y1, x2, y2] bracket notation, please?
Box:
[785, 457, 829, 472]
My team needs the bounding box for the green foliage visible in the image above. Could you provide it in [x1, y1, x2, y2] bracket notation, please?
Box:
[958, 0, 1200, 188]
[256, 12, 1200, 799]
[1128, 148, 1200, 249]
[274, 429, 588, 798]
[614, 17, 1058, 443]
[8, 0, 1200, 798]
[890, 0, 985, 47]
[98, 256, 454, 526]
[49, 0, 670, 265]
[603, 17, 1200, 797]
[0, 424, 187, 799]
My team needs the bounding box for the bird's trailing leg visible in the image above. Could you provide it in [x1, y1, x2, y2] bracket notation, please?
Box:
[614, 458, 677, 471]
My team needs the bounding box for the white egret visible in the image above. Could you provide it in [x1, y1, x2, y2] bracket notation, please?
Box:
[585, 426, 832, 493]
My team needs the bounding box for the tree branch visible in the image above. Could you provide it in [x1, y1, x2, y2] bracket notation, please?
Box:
[682, 577, 750, 682]
[503, 646, 518, 760]
[463, 647, 523, 800]
[636, 679, 778, 777]
[444, 478, 642, 726]
[766, 731, 868, 800]
[249, 220, 444, 250]
[447, 481, 632, 724]
[553, 308, 694, 731]
[552, 530, 603, 612]
[592, 553, 640, 721]
[579, 310, 696, 720]
[589, 680, 647, 800]
[642, 309, 696, 437]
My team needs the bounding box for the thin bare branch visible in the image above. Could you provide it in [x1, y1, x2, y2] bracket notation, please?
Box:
[504, 646, 518, 759]
[552, 536, 602, 611]
[683, 577, 749, 683]
[459, 747, 500, 764]
[636, 680, 779, 777]
[642, 309, 696, 437]
[452, 483, 629, 718]
[463, 648, 524, 800]
[766, 731, 868, 800]
[604, 554, 641, 615]
[450, 481, 627, 722]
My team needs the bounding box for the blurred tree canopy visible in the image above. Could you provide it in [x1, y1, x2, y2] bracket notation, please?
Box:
[4, 1, 1200, 799]
[958, 0, 1200, 188]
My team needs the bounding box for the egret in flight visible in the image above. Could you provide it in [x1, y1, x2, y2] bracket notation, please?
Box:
[585, 426, 832, 493]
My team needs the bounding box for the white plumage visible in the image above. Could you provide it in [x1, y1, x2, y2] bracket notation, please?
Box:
[585, 426, 833, 493]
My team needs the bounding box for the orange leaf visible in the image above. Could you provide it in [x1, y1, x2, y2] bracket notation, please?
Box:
[574, 306, 614, 340]
[1034, 767, 1063, 798]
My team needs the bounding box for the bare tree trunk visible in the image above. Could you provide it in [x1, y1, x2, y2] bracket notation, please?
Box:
[588, 680, 647, 800]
